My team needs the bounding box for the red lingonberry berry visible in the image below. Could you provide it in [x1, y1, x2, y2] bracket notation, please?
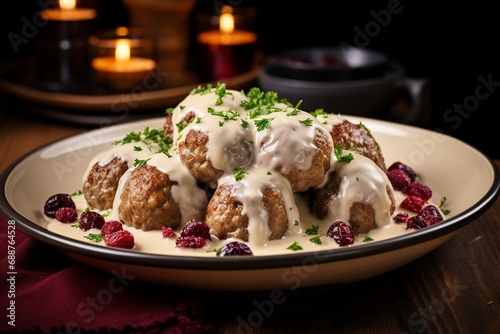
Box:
[326, 221, 355, 246]
[44, 193, 76, 218]
[162, 226, 176, 238]
[180, 219, 211, 240]
[419, 205, 444, 225]
[393, 212, 409, 224]
[217, 241, 253, 256]
[55, 207, 78, 223]
[406, 182, 432, 200]
[401, 195, 426, 213]
[79, 211, 105, 231]
[387, 169, 412, 192]
[388, 162, 417, 181]
[101, 220, 123, 235]
[406, 215, 428, 230]
[176, 236, 206, 248]
[104, 230, 134, 249]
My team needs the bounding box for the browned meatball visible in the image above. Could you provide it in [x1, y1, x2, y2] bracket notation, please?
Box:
[257, 128, 332, 193]
[309, 170, 396, 235]
[163, 111, 196, 139]
[178, 129, 224, 189]
[118, 164, 181, 231]
[83, 157, 129, 210]
[163, 113, 173, 139]
[178, 128, 253, 189]
[205, 183, 288, 242]
[329, 120, 387, 172]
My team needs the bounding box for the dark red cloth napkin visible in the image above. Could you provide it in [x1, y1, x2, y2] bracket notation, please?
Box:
[0, 216, 215, 333]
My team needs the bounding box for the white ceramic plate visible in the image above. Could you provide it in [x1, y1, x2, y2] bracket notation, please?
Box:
[1, 116, 498, 291]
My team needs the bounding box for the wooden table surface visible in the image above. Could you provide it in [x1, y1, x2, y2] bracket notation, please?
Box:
[0, 97, 499, 334]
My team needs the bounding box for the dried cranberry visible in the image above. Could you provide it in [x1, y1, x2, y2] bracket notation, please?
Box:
[55, 207, 78, 223]
[387, 169, 412, 192]
[388, 162, 417, 181]
[393, 212, 409, 224]
[217, 241, 253, 256]
[79, 211, 105, 231]
[180, 219, 211, 240]
[101, 220, 123, 235]
[419, 205, 444, 225]
[176, 236, 206, 248]
[406, 182, 432, 200]
[326, 221, 355, 246]
[406, 215, 428, 230]
[44, 193, 76, 218]
[104, 230, 134, 249]
[162, 226, 176, 238]
[401, 195, 426, 213]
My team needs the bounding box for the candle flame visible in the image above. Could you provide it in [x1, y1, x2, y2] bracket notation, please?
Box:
[59, 0, 76, 10]
[115, 39, 131, 62]
[219, 6, 234, 34]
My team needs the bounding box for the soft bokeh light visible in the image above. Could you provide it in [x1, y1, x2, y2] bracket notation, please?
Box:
[59, 0, 76, 10]
[115, 39, 131, 62]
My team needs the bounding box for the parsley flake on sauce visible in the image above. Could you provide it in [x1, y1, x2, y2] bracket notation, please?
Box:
[234, 167, 248, 181]
[287, 241, 303, 251]
[334, 144, 354, 163]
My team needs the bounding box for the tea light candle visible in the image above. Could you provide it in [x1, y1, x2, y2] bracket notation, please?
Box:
[35, 0, 97, 92]
[197, 6, 257, 81]
[92, 36, 157, 92]
[40, 0, 97, 21]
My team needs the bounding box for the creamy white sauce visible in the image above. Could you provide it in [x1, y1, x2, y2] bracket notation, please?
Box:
[48, 88, 441, 257]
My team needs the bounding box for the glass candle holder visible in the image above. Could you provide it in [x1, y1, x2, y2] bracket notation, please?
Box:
[35, 2, 97, 93]
[91, 27, 157, 93]
[195, 5, 258, 82]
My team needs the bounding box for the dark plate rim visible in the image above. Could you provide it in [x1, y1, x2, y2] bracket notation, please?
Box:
[1, 122, 499, 271]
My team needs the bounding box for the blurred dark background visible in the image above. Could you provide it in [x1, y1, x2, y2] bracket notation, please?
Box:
[1, 0, 498, 159]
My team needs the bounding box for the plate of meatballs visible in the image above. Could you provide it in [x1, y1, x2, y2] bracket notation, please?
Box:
[1, 83, 499, 291]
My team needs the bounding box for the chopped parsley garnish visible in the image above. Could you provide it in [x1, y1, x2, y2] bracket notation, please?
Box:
[439, 197, 450, 215]
[112, 127, 173, 157]
[234, 167, 248, 181]
[134, 157, 151, 167]
[71, 190, 82, 196]
[254, 118, 274, 131]
[165, 107, 174, 114]
[363, 236, 374, 242]
[176, 118, 195, 133]
[287, 241, 303, 251]
[208, 107, 239, 121]
[241, 87, 290, 110]
[311, 108, 327, 118]
[305, 225, 319, 235]
[294, 219, 299, 226]
[299, 118, 313, 126]
[84, 233, 104, 243]
[190, 82, 231, 106]
[309, 235, 324, 245]
[334, 144, 354, 163]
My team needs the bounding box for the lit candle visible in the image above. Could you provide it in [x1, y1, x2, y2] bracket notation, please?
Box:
[40, 0, 97, 21]
[35, 0, 97, 92]
[197, 6, 258, 81]
[91, 28, 157, 92]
